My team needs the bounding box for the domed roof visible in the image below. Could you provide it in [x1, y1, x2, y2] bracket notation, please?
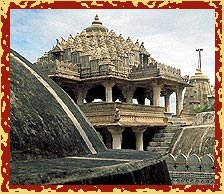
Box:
[49, 15, 150, 63]
[85, 14, 109, 32]
[190, 69, 209, 81]
[183, 68, 212, 112]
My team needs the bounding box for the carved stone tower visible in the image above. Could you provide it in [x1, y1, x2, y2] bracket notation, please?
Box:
[183, 48, 213, 114]
[183, 68, 212, 112]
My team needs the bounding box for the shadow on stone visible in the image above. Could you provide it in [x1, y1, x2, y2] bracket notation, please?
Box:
[10, 49, 171, 185]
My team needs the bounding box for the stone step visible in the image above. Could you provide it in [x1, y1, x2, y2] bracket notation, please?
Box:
[152, 137, 173, 142]
[158, 126, 180, 133]
[154, 132, 175, 138]
[163, 126, 179, 133]
[167, 118, 187, 125]
[149, 141, 170, 147]
[147, 146, 169, 154]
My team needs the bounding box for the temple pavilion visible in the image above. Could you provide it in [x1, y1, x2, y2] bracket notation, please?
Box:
[36, 15, 190, 151]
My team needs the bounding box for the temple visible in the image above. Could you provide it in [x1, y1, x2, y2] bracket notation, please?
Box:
[181, 61, 214, 124]
[36, 15, 190, 151]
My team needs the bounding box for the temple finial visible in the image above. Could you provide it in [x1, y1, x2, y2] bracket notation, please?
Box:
[196, 48, 203, 71]
[92, 14, 102, 25]
[95, 14, 99, 21]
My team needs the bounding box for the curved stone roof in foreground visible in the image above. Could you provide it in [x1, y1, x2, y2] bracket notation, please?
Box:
[10, 49, 171, 184]
[10, 49, 106, 161]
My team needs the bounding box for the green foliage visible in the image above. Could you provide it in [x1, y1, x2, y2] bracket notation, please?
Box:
[193, 104, 209, 113]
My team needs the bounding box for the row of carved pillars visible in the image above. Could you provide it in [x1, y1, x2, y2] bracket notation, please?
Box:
[73, 81, 184, 117]
[107, 127, 146, 151]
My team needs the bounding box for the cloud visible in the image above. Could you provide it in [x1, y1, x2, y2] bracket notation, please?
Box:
[10, 9, 215, 87]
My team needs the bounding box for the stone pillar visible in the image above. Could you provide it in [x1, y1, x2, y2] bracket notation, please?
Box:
[152, 83, 162, 106]
[103, 82, 115, 103]
[175, 87, 184, 117]
[75, 87, 88, 105]
[132, 127, 146, 151]
[164, 91, 173, 112]
[123, 85, 135, 104]
[108, 127, 124, 149]
[126, 90, 134, 104]
[77, 91, 84, 105]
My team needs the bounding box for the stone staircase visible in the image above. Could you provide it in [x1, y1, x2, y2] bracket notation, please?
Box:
[167, 117, 187, 126]
[147, 126, 179, 155]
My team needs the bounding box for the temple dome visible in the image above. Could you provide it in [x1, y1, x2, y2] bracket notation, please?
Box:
[190, 69, 209, 81]
[44, 14, 152, 67]
[183, 68, 212, 113]
[85, 14, 109, 32]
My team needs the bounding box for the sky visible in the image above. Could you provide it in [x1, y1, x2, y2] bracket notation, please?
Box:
[10, 9, 215, 113]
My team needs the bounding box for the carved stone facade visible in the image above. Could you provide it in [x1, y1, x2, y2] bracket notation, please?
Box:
[166, 153, 215, 184]
[181, 68, 214, 124]
[182, 69, 212, 109]
[36, 15, 189, 151]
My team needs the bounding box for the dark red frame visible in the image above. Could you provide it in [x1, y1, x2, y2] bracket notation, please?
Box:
[1, 0, 222, 192]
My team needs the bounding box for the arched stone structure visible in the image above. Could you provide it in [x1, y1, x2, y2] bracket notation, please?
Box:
[85, 85, 105, 103]
[133, 87, 146, 105]
[187, 154, 201, 172]
[112, 85, 125, 102]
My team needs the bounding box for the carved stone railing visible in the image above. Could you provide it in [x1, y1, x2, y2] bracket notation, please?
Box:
[79, 102, 167, 127]
[129, 63, 159, 79]
[80, 69, 129, 79]
[165, 153, 215, 184]
[129, 62, 182, 81]
[36, 60, 80, 79]
[80, 60, 129, 79]
[157, 63, 181, 80]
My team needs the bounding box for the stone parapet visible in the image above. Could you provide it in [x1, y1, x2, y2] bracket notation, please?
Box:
[79, 102, 167, 127]
[165, 153, 215, 184]
[129, 63, 159, 79]
[192, 111, 215, 126]
[166, 153, 214, 173]
[129, 62, 184, 83]
[169, 171, 214, 185]
[157, 63, 181, 78]
[36, 60, 79, 79]
[81, 68, 129, 79]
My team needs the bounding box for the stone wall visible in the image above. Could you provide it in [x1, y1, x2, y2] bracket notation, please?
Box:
[80, 102, 167, 126]
[166, 153, 215, 184]
[157, 63, 181, 79]
[192, 111, 215, 126]
[129, 63, 158, 79]
[36, 60, 79, 79]
[169, 111, 215, 157]
[129, 62, 182, 81]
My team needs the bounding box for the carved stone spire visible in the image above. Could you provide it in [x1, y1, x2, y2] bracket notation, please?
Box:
[92, 14, 102, 25]
[86, 14, 108, 32]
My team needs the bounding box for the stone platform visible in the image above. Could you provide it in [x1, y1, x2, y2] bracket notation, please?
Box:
[11, 150, 170, 185]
